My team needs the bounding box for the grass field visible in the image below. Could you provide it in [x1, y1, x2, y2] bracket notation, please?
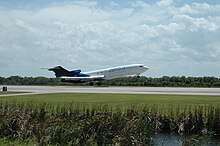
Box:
[1, 93, 219, 105]
[0, 93, 219, 112]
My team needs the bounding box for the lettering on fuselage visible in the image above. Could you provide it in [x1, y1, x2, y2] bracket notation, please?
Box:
[109, 67, 126, 73]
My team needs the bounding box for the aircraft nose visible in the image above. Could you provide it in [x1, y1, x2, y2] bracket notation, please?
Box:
[143, 66, 149, 71]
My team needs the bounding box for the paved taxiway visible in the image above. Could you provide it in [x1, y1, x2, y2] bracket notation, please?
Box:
[0, 86, 220, 96]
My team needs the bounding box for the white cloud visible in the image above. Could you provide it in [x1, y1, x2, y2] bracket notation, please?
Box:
[179, 2, 219, 15]
[0, 1, 220, 77]
[192, 3, 211, 12]
[131, 1, 150, 8]
[157, 0, 174, 7]
[173, 14, 218, 31]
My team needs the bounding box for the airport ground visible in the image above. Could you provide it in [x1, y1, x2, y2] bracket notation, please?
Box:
[0, 85, 219, 110]
[1, 85, 220, 96]
[0, 85, 219, 114]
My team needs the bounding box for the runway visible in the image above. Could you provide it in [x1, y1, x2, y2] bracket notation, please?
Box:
[1, 85, 220, 96]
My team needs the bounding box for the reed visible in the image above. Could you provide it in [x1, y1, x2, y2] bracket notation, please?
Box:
[0, 102, 219, 145]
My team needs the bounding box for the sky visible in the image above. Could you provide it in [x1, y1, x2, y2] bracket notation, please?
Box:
[0, 0, 220, 77]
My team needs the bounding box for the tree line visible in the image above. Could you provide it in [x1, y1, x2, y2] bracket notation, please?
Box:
[0, 76, 220, 87]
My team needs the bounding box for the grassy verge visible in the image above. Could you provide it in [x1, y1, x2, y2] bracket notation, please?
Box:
[0, 93, 219, 113]
[1, 93, 220, 105]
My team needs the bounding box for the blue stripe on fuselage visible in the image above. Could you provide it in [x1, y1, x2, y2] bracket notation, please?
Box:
[76, 73, 90, 77]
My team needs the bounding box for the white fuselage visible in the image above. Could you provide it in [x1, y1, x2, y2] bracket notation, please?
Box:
[85, 64, 149, 80]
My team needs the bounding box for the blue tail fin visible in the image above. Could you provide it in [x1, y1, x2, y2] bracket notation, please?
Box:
[49, 66, 82, 77]
[49, 66, 72, 77]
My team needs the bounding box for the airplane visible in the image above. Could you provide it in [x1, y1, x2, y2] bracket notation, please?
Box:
[48, 64, 149, 83]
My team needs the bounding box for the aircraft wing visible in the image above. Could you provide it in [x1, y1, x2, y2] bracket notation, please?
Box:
[60, 75, 105, 82]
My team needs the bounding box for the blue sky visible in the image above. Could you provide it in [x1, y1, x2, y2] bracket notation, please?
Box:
[0, 0, 220, 77]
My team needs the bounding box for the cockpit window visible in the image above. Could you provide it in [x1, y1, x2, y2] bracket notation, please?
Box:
[139, 65, 143, 67]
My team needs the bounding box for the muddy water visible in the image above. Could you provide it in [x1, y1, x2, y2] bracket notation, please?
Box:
[153, 134, 219, 146]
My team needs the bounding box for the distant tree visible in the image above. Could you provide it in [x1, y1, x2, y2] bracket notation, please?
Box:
[0, 77, 4, 84]
[0, 76, 220, 87]
[212, 82, 220, 87]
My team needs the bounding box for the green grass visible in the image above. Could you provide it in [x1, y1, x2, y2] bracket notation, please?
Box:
[0, 138, 36, 146]
[1, 93, 219, 108]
